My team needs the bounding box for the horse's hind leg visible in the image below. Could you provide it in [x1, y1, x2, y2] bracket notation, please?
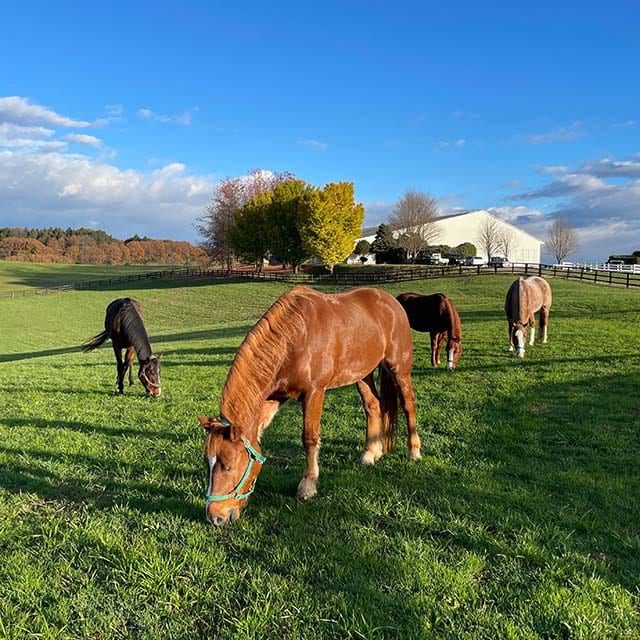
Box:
[356, 373, 384, 465]
[297, 388, 325, 501]
[391, 368, 421, 460]
[540, 307, 549, 343]
[126, 346, 136, 386]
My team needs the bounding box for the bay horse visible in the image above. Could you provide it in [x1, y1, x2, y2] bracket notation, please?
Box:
[396, 292, 462, 370]
[505, 276, 552, 357]
[82, 298, 162, 396]
[198, 286, 421, 526]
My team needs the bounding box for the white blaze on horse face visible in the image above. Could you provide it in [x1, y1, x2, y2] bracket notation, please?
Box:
[206, 454, 217, 497]
[447, 348, 455, 370]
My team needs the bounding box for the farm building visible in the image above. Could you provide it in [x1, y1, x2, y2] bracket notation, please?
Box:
[355, 209, 543, 263]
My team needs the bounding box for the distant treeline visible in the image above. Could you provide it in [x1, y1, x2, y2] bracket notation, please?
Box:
[0, 227, 207, 265]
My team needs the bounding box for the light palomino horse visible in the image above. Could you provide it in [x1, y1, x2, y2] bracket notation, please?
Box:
[198, 286, 421, 526]
[504, 276, 552, 357]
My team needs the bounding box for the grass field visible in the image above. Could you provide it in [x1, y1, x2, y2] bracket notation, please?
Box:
[0, 262, 173, 293]
[0, 269, 639, 639]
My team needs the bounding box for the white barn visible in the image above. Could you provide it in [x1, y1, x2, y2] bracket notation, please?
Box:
[355, 209, 543, 264]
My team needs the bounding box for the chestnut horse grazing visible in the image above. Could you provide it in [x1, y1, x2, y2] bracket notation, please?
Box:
[82, 298, 162, 396]
[198, 286, 421, 526]
[396, 292, 462, 370]
[505, 276, 552, 358]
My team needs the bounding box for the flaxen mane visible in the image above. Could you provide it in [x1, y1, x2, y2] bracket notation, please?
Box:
[221, 286, 311, 424]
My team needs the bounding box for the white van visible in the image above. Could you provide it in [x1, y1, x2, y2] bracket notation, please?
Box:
[466, 256, 485, 266]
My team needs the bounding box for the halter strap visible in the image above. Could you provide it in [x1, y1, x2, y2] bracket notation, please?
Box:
[206, 436, 266, 502]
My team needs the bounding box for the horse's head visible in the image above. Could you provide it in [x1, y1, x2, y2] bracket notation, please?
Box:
[139, 354, 162, 397]
[447, 337, 462, 370]
[198, 415, 266, 526]
[513, 323, 526, 357]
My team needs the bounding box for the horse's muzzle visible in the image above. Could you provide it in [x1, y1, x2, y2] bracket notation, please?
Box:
[207, 507, 239, 527]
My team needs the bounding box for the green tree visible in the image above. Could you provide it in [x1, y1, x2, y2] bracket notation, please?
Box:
[227, 190, 272, 270]
[265, 179, 310, 273]
[370, 224, 396, 254]
[300, 182, 365, 272]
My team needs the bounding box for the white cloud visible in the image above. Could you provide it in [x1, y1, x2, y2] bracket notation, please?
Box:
[297, 139, 328, 150]
[510, 173, 608, 200]
[537, 165, 569, 175]
[501, 179, 522, 189]
[0, 149, 216, 240]
[505, 154, 640, 260]
[611, 120, 635, 128]
[576, 157, 640, 178]
[520, 121, 586, 144]
[0, 123, 58, 149]
[138, 106, 198, 125]
[0, 96, 90, 128]
[410, 112, 429, 125]
[64, 133, 102, 147]
[435, 138, 465, 151]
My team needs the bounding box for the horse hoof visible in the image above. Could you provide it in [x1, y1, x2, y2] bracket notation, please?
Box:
[407, 448, 422, 461]
[359, 450, 380, 465]
[296, 480, 317, 501]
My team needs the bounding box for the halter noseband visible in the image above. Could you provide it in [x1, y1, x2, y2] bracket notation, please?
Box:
[206, 430, 266, 503]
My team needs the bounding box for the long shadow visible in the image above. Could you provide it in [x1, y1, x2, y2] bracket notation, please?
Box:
[2, 417, 188, 442]
[0, 345, 81, 363]
[0, 325, 252, 363]
[0, 429, 201, 520]
[211, 368, 640, 637]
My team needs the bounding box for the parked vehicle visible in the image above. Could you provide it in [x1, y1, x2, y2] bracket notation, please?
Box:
[447, 253, 464, 266]
[488, 256, 510, 267]
[466, 256, 485, 266]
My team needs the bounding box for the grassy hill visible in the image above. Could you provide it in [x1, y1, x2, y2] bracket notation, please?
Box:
[0, 274, 638, 638]
[0, 261, 172, 293]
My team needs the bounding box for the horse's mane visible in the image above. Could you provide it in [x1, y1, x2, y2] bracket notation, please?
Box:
[117, 299, 152, 361]
[445, 297, 462, 340]
[221, 286, 312, 426]
[506, 277, 530, 324]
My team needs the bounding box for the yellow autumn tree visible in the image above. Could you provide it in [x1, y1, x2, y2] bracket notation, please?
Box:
[300, 182, 364, 272]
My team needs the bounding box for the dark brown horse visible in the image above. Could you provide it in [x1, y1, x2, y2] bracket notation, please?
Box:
[198, 286, 421, 526]
[505, 276, 552, 357]
[396, 292, 462, 370]
[82, 298, 162, 396]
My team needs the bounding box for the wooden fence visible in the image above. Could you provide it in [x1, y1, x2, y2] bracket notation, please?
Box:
[2, 262, 639, 299]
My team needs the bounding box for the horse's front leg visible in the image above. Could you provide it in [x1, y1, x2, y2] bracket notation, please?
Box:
[528, 313, 536, 346]
[113, 346, 125, 394]
[125, 346, 136, 386]
[297, 388, 325, 501]
[356, 373, 383, 465]
[507, 320, 515, 351]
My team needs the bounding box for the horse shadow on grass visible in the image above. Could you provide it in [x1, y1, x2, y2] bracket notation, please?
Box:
[208, 369, 640, 636]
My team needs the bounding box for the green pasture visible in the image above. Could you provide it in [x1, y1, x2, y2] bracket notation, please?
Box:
[0, 270, 638, 639]
[0, 261, 171, 293]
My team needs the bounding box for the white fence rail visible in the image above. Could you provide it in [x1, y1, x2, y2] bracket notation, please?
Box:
[555, 261, 640, 274]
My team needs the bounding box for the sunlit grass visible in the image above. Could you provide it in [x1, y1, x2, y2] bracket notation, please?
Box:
[0, 274, 638, 639]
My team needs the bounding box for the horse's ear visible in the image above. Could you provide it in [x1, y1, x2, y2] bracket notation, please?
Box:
[198, 415, 214, 430]
[157, 353, 163, 361]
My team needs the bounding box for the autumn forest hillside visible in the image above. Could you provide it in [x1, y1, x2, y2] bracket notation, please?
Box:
[0, 227, 206, 265]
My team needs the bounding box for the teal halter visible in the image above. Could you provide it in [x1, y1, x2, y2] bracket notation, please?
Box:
[206, 435, 266, 502]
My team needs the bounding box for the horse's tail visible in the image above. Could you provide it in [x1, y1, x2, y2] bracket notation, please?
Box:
[379, 365, 398, 453]
[81, 330, 110, 353]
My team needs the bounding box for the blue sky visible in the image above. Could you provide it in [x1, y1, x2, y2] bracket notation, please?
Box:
[1, 0, 639, 261]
